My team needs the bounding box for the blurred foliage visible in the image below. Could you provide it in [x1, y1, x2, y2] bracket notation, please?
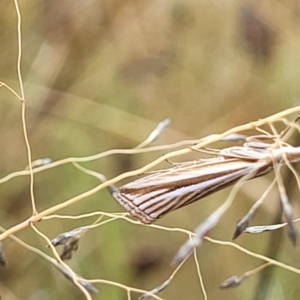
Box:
[1, 0, 300, 299]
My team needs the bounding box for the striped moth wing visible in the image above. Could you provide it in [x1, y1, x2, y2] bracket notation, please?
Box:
[112, 158, 272, 224]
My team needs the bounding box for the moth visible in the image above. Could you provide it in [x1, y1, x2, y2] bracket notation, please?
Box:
[110, 144, 300, 224]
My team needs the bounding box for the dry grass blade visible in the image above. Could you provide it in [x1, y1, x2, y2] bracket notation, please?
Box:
[25, 158, 52, 170]
[135, 118, 171, 149]
[276, 167, 298, 245]
[51, 226, 88, 247]
[233, 178, 277, 239]
[220, 275, 246, 289]
[139, 278, 170, 300]
[54, 262, 98, 293]
[244, 223, 286, 234]
[220, 262, 272, 289]
[50, 226, 88, 260]
[139, 254, 188, 300]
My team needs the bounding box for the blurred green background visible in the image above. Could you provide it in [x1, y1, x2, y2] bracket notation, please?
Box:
[1, 0, 300, 299]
